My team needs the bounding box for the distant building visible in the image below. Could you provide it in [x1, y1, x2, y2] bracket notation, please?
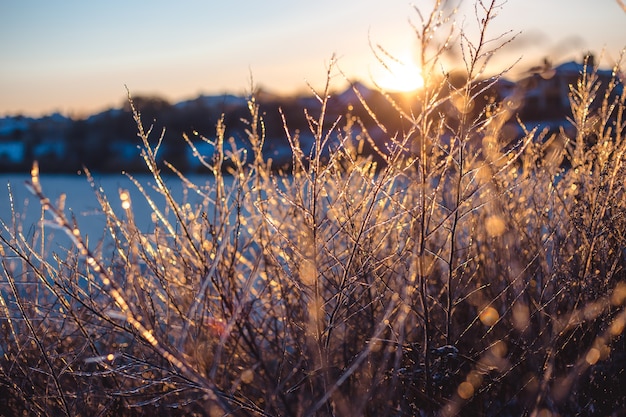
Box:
[515, 55, 621, 121]
[0, 117, 30, 167]
[0, 141, 26, 165]
[33, 138, 67, 161]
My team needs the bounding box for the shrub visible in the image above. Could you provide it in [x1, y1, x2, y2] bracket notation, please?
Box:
[1, 1, 625, 416]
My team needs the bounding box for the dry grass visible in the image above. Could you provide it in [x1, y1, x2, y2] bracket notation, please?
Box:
[1, 1, 625, 416]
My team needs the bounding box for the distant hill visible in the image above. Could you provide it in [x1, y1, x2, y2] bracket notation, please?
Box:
[1, 57, 621, 174]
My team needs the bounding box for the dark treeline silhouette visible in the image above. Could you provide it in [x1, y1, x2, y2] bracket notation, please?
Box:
[0, 85, 414, 174]
[0, 56, 621, 174]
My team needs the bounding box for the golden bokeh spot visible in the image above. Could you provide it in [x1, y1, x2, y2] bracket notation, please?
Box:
[512, 303, 530, 331]
[208, 403, 225, 417]
[583, 301, 604, 320]
[485, 215, 506, 237]
[241, 369, 254, 384]
[601, 344, 611, 360]
[120, 190, 131, 210]
[610, 316, 625, 336]
[611, 282, 626, 306]
[504, 96, 522, 111]
[491, 340, 507, 358]
[479, 306, 499, 326]
[457, 381, 474, 400]
[299, 259, 316, 286]
[205, 317, 227, 337]
[466, 370, 483, 388]
[537, 409, 553, 417]
[593, 340, 611, 361]
[451, 91, 475, 114]
[369, 339, 382, 353]
[481, 135, 499, 161]
[585, 347, 600, 365]
[476, 165, 493, 184]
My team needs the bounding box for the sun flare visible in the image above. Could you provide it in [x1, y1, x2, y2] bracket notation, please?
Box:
[374, 53, 424, 92]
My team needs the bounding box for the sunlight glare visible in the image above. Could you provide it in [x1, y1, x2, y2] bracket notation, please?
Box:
[374, 50, 424, 92]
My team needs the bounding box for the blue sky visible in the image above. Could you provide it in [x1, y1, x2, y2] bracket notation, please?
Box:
[1, 0, 624, 117]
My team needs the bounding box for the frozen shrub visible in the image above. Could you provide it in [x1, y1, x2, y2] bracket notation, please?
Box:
[1, 1, 625, 416]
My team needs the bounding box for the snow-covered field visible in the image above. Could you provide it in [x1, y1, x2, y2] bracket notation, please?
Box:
[0, 173, 215, 254]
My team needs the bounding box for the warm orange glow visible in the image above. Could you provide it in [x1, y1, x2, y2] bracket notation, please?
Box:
[374, 51, 424, 92]
[479, 306, 500, 326]
[457, 381, 475, 399]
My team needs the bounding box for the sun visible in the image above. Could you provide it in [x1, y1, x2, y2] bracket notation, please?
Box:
[373, 52, 424, 92]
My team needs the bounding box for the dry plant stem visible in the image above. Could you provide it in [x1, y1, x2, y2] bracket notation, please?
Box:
[2, 264, 72, 417]
[24, 162, 238, 415]
[306, 297, 400, 417]
[446, 0, 515, 347]
[2, 2, 625, 415]
[305, 57, 342, 415]
[0, 206, 105, 367]
[413, 4, 451, 397]
[0, 236, 102, 353]
[368, 0, 458, 399]
[128, 95, 203, 262]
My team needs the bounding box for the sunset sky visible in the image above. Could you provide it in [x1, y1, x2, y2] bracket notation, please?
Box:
[1, 0, 624, 117]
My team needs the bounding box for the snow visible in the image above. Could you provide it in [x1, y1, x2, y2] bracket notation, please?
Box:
[0, 173, 220, 255]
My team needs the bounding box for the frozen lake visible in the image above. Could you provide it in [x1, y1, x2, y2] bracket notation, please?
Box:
[0, 172, 217, 255]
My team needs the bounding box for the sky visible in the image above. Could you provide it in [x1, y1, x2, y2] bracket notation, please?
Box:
[1, 0, 624, 117]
